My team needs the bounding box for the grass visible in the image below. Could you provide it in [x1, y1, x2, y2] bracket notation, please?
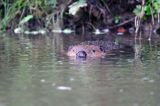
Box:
[0, 0, 57, 30]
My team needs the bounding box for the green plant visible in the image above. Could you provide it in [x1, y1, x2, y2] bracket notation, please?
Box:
[0, 0, 57, 30]
[133, 0, 160, 33]
[114, 16, 121, 24]
[134, 0, 160, 17]
[20, 15, 33, 25]
[134, 5, 144, 17]
[0, 0, 28, 30]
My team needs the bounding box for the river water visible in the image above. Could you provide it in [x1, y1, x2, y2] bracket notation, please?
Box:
[0, 32, 160, 106]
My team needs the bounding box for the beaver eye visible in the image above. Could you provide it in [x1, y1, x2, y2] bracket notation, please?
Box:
[92, 50, 96, 53]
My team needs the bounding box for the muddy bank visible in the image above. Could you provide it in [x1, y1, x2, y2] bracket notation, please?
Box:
[61, 0, 160, 39]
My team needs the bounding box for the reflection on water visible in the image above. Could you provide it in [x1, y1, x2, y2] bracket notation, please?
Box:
[0, 33, 160, 106]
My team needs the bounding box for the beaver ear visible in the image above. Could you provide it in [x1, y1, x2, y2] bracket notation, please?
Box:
[68, 46, 74, 51]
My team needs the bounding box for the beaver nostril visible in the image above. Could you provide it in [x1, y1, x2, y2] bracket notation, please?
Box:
[99, 46, 105, 52]
[76, 51, 87, 58]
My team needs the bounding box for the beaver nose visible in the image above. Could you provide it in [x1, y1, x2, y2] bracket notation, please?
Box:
[76, 51, 87, 58]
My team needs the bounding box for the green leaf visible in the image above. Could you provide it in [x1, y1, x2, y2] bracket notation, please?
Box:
[153, 2, 160, 12]
[46, 0, 57, 7]
[20, 15, 33, 25]
[68, 0, 87, 15]
[155, 0, 160, 4]
[144, 5, 152, 15]
[114, 16, 121, 24]
[133, 5, 143, 17]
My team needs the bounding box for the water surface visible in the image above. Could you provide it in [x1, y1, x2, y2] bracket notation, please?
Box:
[0, 33, 160, 106]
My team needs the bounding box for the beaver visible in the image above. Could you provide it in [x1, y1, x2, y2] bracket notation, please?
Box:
[67, 41, 131, 59]
[67, 45, 106, 58]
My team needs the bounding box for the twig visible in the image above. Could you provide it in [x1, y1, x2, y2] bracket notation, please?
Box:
[134, 0, 145, 33]
[158, 13, 160, 23]
[100, 0, 112, 14]
[108, 17, 135, 29]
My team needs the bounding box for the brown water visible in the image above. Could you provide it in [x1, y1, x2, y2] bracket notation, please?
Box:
[0, 33, 160, 106]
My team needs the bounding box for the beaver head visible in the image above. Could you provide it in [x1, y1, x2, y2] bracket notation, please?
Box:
[67, 45, 105, 59]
